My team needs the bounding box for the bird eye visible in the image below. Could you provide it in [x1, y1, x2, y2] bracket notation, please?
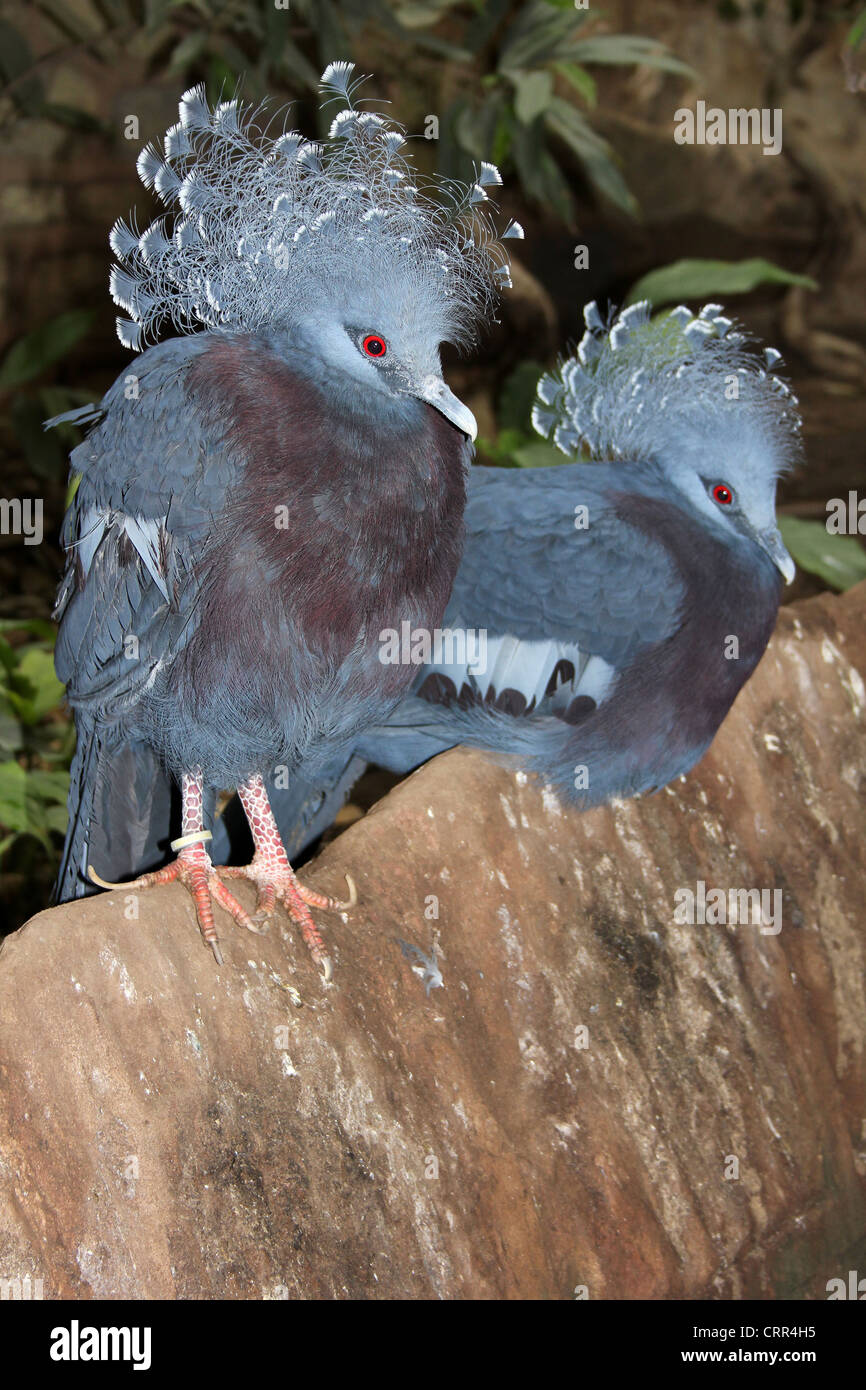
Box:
[712, 483, 734, 506]
[361, 334, 387, 359]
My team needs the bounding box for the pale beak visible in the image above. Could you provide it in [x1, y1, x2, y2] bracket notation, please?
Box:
[757, 524, 796, 585]
[416, 377, 477, 441]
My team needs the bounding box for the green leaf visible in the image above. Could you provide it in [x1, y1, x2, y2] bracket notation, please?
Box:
[66, 472, 82, 508]
[24, 769, 70, 805]
[167, 32, 208, 73]
[44, 803, 69, 836]
[545, 98, 638, 214]
[511, 118, 574, 223]
[625, 258, 818, 307]
[568, 34, 696, 78]
[499, 1, 587, 72]
[0, 311, 95, 391]
[206, 52, 244, 96]
[462, 0, 512, 57]
[6, 649, 64, 725]
[491, 109, 512, 167]
[554, 61, 597, 107]
[512, 440, 568, 469]
[0, 761, 28, 834]
[393, 1, 463, 26]
[274, 40, 320, 91]
[10, 396, 67, 480]
[0, 619, 58, 642]
[511, 70, 554, 123]
[847, 7, 866, 50]
[778, 518, 866, 592]
[498, 361, 547, 433]
[454, 97, 506, 163]
[0, 751, 68, 844]
[0, 694, 21, 755]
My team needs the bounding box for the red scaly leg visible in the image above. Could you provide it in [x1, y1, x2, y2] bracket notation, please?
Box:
[89, 770, 267, 967]
[217, 773, 356, 981]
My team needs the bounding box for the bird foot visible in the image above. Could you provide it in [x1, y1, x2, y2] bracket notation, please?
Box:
[88, 793, 356, 978]
[89, 852, 266, 967]
[216, 864, 356, 982]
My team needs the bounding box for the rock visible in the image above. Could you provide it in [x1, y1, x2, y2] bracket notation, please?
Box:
[0, 584, 864, 1299]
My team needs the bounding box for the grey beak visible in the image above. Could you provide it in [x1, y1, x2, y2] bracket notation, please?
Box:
[416, 377, 477, 441]
[758, 525, 796, 585]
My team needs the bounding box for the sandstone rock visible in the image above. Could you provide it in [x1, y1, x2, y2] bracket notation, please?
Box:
[0, 584, 864, 1299]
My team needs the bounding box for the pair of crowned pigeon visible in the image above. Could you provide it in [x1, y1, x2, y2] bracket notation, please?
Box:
[52, 64, 801, 977]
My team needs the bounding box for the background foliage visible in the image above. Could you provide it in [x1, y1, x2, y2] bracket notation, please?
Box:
[1, 0, 864, 924]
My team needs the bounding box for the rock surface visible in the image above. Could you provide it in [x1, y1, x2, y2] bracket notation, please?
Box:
[0, 585, 864, 1300]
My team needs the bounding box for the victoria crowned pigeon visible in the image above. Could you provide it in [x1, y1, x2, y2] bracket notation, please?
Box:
[232, 299, 800, 855]
[51, 63, 522, 976]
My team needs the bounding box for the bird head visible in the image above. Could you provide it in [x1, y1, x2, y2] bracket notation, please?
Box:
[658, 405, 796, 583]
[289, 267, 479, 439]
[109, 63, 523, 443]
[533, 301, 802, 583]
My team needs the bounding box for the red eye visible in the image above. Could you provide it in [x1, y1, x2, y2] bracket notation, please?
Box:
[362, 334, 387, 358]
[712, 483, 733, 506]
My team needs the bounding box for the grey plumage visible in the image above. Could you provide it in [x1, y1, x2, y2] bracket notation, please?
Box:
[110, 63, 519, 352]
[51, 66, 518, 970]
[240, 300, 801, 856]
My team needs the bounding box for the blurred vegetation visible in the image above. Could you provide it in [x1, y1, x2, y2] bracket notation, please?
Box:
[0, 0, 695, 224]
[0, 619, 71, 868]
[0, 311, 97, 482]
[779, 517, 866, 591]
[0, 0, 864, 911]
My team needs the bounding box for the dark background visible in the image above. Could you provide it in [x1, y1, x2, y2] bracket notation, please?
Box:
[1, 0, 864, 929]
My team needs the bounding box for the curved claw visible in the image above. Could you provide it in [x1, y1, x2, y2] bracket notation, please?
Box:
[88, 865, 135, 891]
[331, 873, 357, 912]
[319, 955, 333, 984]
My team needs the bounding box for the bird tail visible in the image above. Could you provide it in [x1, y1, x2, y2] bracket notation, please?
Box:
[356, 695, 661, 808]
[355, 696, 569, 785]
[55, 722, 100, 902]
[55, 727, 177, 902]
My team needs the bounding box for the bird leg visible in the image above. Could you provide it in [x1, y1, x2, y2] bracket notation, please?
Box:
[88, 771, 354, 977]
[89, 770, 271, 967]
[216, 773, 356, 982]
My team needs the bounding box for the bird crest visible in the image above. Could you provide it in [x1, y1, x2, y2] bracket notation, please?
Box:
[109, 62, 523, 352]
[532, 300, 803, 477]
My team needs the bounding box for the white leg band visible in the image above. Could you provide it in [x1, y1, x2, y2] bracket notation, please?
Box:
[170, 829, 213, 852]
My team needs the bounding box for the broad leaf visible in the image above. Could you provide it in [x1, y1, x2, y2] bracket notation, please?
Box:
[625, 258, 817, 307]
[568, 34, 695, 78]
[545, 98, 637, 214]
[511, 70, 554, 124]
[0, 311, 95, 391]
[778, 518, 866, 592]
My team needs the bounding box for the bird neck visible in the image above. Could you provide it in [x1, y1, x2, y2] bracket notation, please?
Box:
[184, 329, 469, 638]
